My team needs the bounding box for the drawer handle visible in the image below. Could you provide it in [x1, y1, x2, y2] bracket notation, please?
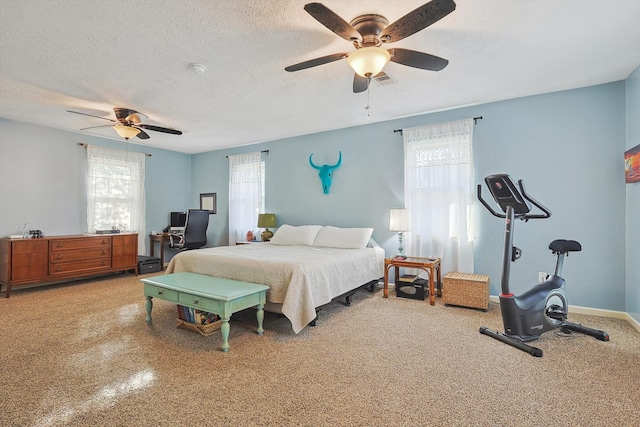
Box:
[57, 243, 62, 247]
[56, 267, 62, 272]
[101, 240, 107, 245]
[101, 261, 106, 266]
[57, 255, 62, 259]
[157, 290, 163, 295]
[193, 299, 199, 305]
[101, 251, 106, 255]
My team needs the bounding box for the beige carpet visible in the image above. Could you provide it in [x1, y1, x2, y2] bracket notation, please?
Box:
[1, 273, 638, 427]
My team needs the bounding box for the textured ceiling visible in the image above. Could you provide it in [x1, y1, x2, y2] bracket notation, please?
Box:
[1, 0, 639, 154]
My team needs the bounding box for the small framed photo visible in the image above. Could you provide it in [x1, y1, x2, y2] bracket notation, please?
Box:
[200, 193, 217, 214]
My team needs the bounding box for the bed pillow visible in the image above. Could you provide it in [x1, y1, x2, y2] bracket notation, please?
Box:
[269, 224, 323, 246]
[367, 237, 381, 248]
[313, 226, 374, 249]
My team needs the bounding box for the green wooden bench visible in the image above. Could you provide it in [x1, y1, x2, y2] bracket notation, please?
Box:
[141, 272, 269, 352]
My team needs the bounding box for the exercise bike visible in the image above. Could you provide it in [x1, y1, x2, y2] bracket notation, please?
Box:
[477, 174, 609, 357]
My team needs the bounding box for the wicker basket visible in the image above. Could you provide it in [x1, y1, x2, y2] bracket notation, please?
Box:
[443, 272, 490, 311]
[176, 318, 222, 336]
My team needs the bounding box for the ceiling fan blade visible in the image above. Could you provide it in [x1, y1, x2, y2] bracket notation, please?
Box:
[67, 110, 115, 123]
[136, 129, 150, 140]
[125, 112, 148, 124]
[390, 48, 448, 71]
[113, 107, 140, 121]
[285, 52, 348, 72]
[79, 124, 112, 131]
[353, 74, 370, 93]
[381, 0, 456, 43]
[304, 3, 362, 43]
[138, 124, 183, 135]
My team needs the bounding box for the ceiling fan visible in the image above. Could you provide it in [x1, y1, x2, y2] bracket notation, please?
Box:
[285, 0, 456, 93]
[67, 107, 183, 140]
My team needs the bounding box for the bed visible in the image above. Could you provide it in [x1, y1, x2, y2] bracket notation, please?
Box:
[165, 225, 385, 333]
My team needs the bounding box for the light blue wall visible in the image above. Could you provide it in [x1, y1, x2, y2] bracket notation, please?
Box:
[626, 65, 640, 323]
[0, 119, 192, 255]
[0, 78, 634, 314]
[193, 81, 628, 312]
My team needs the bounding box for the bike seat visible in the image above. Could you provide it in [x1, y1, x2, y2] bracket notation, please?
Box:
[549, 239, 582, 254]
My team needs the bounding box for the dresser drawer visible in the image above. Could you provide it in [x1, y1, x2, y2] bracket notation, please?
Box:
[50, 248, 110, 263]
[49, 259, 111, 275]
[8, 240, 49, 283]
[50, 237, 111, 251]
[178, 293, 222, 313]
[144, 284, 179, 302]
[11, 239, 48, 255]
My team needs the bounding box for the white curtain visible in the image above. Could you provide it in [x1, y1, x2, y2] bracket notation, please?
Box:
[403, 118, 475, 274]
[86, 145, 146, 254]
[228, 151, 264, 245]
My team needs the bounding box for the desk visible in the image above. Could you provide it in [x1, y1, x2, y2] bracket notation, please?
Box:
[142, 272, 269, 352]
[383, 257, 442, 306]
[149, 233, 171, 267]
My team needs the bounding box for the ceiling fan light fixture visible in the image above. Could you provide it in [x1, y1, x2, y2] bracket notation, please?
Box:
[113, 125, 140, 140]
[347, 47, 391, 78]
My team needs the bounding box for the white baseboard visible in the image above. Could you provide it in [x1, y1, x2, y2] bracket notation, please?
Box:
[489, 295, 640, 333]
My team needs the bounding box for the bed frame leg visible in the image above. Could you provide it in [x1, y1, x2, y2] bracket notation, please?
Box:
[345, 294, 353, 306]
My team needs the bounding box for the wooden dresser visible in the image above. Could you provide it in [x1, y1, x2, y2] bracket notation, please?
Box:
[0, 233, 138, 298]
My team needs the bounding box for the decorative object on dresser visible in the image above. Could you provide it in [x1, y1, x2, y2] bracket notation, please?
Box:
[0, 233, 138, 298]
[257, 213, 276, 241]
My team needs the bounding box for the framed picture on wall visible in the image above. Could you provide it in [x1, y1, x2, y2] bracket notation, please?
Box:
[625, 144, 640, 184]
[200, 193, 217, 214]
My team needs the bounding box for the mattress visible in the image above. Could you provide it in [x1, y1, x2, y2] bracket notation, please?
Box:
[165, 243, 384, 333]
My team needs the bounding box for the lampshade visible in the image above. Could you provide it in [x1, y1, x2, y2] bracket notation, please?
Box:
[257, 213, 276, 229]
[389, 208, 409, 232]
[258, 213, 276, 242]
[113, 125, 140, 140]
[346, 46, 391, 78]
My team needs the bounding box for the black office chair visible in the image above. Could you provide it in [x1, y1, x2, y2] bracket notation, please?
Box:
[169, 209, 209, 250]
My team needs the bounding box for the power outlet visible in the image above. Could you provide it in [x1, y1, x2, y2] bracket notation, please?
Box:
[538, 272, 548, 283]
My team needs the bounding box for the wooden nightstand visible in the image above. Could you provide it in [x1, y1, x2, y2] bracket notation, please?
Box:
[383, 256, 442, 306]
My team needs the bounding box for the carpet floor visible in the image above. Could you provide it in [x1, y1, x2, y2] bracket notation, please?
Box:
[1, 273, 638, 426]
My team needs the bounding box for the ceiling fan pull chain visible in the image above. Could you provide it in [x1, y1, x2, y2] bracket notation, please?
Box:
[365, 78, 372, 119]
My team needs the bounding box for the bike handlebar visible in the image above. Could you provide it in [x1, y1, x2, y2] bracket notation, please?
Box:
[516, 179, 551, 220]
[477, 177, 551, 221]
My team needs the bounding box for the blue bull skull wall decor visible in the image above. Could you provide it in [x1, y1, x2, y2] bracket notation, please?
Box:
[309, 151, 342, 194]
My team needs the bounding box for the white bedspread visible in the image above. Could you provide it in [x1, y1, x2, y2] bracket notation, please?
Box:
[165, 243, 384, 333]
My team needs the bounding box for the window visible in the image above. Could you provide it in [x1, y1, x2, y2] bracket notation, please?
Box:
[403, 118, 475, 274]
[228, 151, 265, 244]
[86, 145, 145, 253]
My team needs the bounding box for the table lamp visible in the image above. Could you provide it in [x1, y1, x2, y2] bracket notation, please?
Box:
[257, 213, 276, 241]
[389, 208, 409, 258]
